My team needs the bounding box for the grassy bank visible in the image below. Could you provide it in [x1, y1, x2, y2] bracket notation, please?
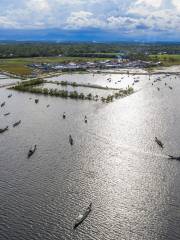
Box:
[0, 56, 111, 77]
[150, 54, 180, 67]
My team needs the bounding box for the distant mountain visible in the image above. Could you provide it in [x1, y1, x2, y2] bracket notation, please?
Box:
[0, 28, 179, 43]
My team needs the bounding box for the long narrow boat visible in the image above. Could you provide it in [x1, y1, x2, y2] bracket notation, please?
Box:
[4, 113, 10, 116]
[69, 135, 73, 145]
[155, 137, 164, 148]
[1, 102, 5, 107]
[168, 155, 180, 161]
[0, 126, 8, 133]
[13, 120, 21, 127]
[8, 94, 12, 98]
[27, 145, 37, 158]
[73, 203, 92, 229]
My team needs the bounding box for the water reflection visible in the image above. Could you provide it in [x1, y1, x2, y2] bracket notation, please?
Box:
[0, 72, 180, 240]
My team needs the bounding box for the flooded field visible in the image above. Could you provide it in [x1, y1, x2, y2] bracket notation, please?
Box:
[1, 71, 180, 240]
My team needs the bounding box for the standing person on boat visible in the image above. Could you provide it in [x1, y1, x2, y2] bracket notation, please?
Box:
[63, 112, 66, 119]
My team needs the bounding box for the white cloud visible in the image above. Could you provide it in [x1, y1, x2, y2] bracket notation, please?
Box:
[66, 11, 104, 29]
[0, 0, 179, 38]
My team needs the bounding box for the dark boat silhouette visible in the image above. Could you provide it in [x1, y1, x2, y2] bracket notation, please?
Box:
[4, 112, 10, 116]
[168, 155, 180, 161]
[155, 137, 164, 148]
[63, 112, 66, 119]
[69, 135, 73, 145]
[73, 203, 92, 229]
[27, 145, 37, 158]
[8, 94, 12, 98]
[0, 126, 8, 133]
[13, 120, 21, 127]
[35, 99, 39, 104]
[1, 102, 5, 107]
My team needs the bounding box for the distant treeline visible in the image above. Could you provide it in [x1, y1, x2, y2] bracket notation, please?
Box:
[0, 42, 179, 58]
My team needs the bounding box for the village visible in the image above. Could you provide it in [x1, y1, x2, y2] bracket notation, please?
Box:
[28, 58, 161, 73]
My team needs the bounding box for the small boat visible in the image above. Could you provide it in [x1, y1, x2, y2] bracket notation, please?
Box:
[35, 99, 39, 104]
[69, 135, 74, 145]
[63, 112, 66, 119]
[73, 203, 92, 229]
[4, 112, 10, 116]
[8, 94, 12, 98]
[168, 155, 180, 161]
[134, 80, 139, 83]
[165, 83, 167, 86]
[169, 86, 173, 90]
[157, 87, 160, 91]
[46, 104, 50, 108]
[1, 102, 5, 107]
[0, 126, 8, 133]
[155, 137, 164, 148]
[27, 145, 37, 158]
[13, 120, 21, 127]
[84, 116, 87, 123]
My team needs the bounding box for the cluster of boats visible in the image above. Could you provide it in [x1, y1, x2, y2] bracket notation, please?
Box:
[155, 137, 180, 161]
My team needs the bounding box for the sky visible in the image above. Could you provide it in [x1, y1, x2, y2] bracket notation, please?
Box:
[0, 0, 179, 41]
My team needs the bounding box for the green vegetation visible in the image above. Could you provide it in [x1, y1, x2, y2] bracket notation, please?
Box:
[47, 80, 122, 91]
[149, 54, 180, 66]
[10, 79, 134, 103]
[0, 42, 179, 76]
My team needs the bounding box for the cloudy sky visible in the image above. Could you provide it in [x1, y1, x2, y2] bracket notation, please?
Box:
[0, 0, 179, 41]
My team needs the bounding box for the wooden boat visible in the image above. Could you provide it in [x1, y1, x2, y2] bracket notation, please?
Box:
[168, 155, 180, 161]
[8, 94, 12, 98]
[73, 203, 92, 229]
[35, 99, 39, 104]
[155, 137, 164, 148]
[0, 126, 8, 133]
[27, 145, 37, 158]
[84, 116, 87, 123]
[4, 113, 10, 116]
[69, 135, 73, 145]
[1, 102, 5, 107]
[13, 120, 21, 127]
[169, 86, 173, 90]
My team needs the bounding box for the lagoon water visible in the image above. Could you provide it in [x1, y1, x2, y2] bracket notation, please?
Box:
[1, 72, 180, 240]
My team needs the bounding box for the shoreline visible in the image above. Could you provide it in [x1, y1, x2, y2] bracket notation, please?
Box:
[0, 65, 180, 80]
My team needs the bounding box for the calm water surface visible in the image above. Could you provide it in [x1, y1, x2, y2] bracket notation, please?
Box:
[1, 72, 180, 240]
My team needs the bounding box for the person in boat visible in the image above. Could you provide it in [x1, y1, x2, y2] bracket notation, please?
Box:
[28, 145, 37, 158]
[84, 115, 87, 123]
[69, 135, 73, 145]
[63, 112, 66, 119]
